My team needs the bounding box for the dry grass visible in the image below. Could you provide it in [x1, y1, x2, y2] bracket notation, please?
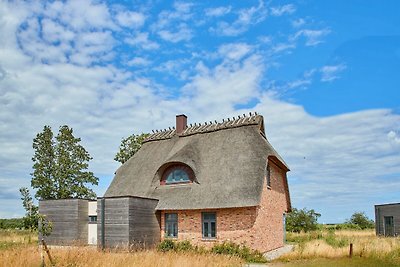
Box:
[279, 229, 400, 266]
[0, 230, 37, 249]
[0, 244, 244, 267]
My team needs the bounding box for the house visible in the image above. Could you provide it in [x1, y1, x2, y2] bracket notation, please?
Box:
[40, 113, 291, 253]
[375, 203, 400, 236]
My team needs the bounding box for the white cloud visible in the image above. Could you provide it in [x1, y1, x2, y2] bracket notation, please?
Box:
[115, 11, 146, 28]
[158, 23, 192, 43]
[205, 6, 231, 17]
[320, 63, 347, 82]
[271, 43, 296, 54]
[124, 32, 159, 50]
[270, 4, 296, 16]
[152, 2, 194, 43]
[387, 130, 400, 144]
[210, 0, 267, 36]
[218, 43, 252, 61]
[292, 28, 331, 46]
[127, 57, 151, 67]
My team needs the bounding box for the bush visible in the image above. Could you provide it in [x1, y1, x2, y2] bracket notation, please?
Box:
[286, 208, 321, 233]
[211, 241, 267, 263]
[346, 212, 375, 229]
[0, 218, 25, 229]
[175, 240, 193, 252]
[157, 239, 175, 252]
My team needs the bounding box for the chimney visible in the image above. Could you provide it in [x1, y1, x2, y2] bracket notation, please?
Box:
[176, 114, 187, 135]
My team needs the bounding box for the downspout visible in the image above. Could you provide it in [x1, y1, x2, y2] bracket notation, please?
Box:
[101, 198, 105, 250]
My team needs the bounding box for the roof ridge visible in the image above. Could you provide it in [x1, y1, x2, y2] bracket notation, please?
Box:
[144, 112, 263, 143]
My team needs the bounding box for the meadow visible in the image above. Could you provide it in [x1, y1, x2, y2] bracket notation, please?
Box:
[1, 229, 399, 266]
[275, 229, 400, 266]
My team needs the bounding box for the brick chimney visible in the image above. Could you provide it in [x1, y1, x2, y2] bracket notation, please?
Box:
[176, 114, 187, 135]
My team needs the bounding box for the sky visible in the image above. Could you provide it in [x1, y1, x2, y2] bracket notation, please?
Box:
[0, 0, 399, 223]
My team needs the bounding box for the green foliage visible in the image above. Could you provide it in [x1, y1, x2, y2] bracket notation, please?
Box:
[157, 239, 176, 252]
[211, 242, 267, 263]
[174, 240, 193, 252]
[157, 240, 266, 263]
[329, 223, 362, 230]
[19, 187, 39, 230]
[345, 212, 375, 229]
[324, 231, 348, 248]
[31, 125, 98, 200]
[0, 218, 24, 229]
[286, 208, 321, 233]
[38, 214, 52, 237]
[114, 133, 149, 164]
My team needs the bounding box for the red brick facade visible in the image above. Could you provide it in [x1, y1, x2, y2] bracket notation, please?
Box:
[160, 161, 289, 252]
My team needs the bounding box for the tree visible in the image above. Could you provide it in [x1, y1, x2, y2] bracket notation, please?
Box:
[19, 187, 39, 230]
[286, 207, 321, 233]
[114, 133, 149, 164]
[31, 125, 98, 200]
[346, 212, 374, 229]
[31, 126, 56, 199]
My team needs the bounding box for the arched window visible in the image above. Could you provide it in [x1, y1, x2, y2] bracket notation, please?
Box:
[161, 164, 194, 185]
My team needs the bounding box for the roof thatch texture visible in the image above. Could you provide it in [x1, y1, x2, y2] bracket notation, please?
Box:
[105, 115, 289, 210]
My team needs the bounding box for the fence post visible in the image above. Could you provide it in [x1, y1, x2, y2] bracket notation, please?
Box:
[349, 243, 353, 258]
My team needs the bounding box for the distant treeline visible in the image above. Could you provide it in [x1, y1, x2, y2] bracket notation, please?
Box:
[0, 218, 24, 229]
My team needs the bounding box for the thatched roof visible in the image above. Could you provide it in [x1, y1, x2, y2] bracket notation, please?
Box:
[105, 114, 290, 210]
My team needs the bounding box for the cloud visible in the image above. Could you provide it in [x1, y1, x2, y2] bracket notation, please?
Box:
[152, 2, 194, 43]
[158, 23, 192, 43]
[320, 63, 347, 82]
[218, 43, 253, 61]
[210, 0, 267, 36]
[127, 57, 151, 67]
[270, 4, 296, 16]
[205, 6, 231, 17]
[115, 11, 146, 28]
[292, 28, 331, 46]
[124, 32, 159, 50]
[387, 130, 400, 144]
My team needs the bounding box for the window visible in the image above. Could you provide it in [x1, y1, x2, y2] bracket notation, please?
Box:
[165, 213, 178, 238]
[265, 164, 271, 187]
[161, 164, 195, 185]
[166, 169, 190, 184]
[88, 216, 97, 223]
[202, 212, 216, 238]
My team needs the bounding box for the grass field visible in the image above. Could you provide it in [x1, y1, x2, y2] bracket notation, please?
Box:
[0, 230, 243, 267]
[274, 229, 400, 266]
[1, 229, 399, 266]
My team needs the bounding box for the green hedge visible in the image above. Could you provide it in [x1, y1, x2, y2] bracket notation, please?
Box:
[157, 239, 267, 263]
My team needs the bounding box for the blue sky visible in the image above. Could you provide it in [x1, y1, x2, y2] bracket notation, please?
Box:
[0, 0, 399, 223]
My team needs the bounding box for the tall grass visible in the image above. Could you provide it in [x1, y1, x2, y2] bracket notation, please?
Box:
[280, 229, 400, 266]
[0, 229, 37, 249]
[0, 245, 243, 267]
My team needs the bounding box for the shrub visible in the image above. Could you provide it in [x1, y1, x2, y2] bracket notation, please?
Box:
[157, 239, 175, 252]
[175, 240, 193, 252]
[345, 212, 375, 229]
[211, 241, 267, 263]
[286, 208, 321, 233]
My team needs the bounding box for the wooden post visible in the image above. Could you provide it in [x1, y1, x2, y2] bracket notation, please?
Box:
[349, 243, 353, 258]
[41, 239, 55, 266]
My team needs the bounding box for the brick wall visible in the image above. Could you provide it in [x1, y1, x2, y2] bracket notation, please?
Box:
[160, 161, 289, 252]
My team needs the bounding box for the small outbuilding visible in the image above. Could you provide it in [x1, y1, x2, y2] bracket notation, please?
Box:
[375, 203, 399, 237]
